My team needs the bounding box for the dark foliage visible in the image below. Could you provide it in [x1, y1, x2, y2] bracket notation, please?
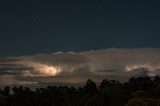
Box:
[1, 76, 160, 106]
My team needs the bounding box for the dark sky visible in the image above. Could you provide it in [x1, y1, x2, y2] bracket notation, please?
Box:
[0, 0, 160, 57]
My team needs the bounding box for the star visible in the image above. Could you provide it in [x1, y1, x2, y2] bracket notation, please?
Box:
[32, 16, 38, 22]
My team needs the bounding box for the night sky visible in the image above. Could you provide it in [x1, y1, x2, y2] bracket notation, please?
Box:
[0, 0, 160, 57]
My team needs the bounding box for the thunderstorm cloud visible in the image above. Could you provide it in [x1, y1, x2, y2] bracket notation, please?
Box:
[0, 48, 160, 86]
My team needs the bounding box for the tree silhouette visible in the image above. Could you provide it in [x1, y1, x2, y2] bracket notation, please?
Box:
[3, 86, 10, 96]
[84, 79, 98, 95]
[0, 76, 160, 106]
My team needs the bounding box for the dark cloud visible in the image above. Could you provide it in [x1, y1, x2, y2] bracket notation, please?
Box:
[0, 75, 38, 86]
[71, 66, 91, 75]
[0, 64, 34, 70]
[128, 67, 149, 77]
[0, 58, 20, 63]
[0, 64, 34, 76]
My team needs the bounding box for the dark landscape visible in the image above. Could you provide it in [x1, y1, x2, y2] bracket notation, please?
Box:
[1, 76, 160, 106]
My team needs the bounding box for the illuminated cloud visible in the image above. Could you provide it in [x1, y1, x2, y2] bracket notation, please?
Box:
[0, 48, 160, 86]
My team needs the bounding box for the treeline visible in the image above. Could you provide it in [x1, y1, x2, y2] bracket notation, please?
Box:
[1, 76, 160, 106]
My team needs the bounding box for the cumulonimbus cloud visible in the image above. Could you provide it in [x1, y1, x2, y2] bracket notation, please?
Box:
[0, 48, 160, 86]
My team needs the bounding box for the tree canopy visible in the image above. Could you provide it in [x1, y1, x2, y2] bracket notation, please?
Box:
[0, 76, 160, 106]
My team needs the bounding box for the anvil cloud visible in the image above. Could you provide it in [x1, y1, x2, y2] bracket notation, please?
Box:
[0, 48, 160, 86]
